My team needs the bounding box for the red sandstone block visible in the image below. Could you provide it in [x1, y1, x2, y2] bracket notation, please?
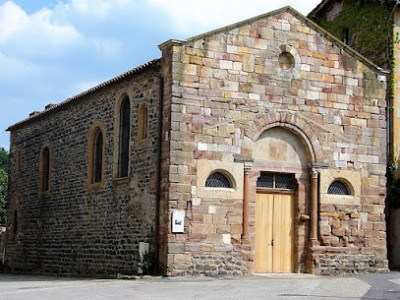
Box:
[174, 254, 192, 265]
[185, 243, 201, 252]
[332, 228, 345, 236]
[366, 238, 387, 248]
[373, 223, 386, 231]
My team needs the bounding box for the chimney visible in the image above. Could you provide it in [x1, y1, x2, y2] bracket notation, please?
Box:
[45, 104, 56, 110]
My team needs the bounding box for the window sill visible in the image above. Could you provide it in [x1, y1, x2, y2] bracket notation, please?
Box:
[87, 182, 105, 190]
[38, 191, 51, 198]
[113, 177, 130, 185]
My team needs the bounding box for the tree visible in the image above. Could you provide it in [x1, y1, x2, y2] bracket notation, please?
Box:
[0, 147, 8, 172]
[0, 169, 7, 226]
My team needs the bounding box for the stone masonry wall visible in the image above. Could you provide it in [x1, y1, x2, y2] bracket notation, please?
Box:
[161, 8, 388, 275]
[6, 65, 161, 276]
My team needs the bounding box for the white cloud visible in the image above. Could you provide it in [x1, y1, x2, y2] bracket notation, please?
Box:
[70, 0, 111, 18]
[0, 3, 84, 61]
[73, 80, 102, 94]
[146, 0, 320, 35]
[0, 50, 42, 80]
[0, 1, 27, 42]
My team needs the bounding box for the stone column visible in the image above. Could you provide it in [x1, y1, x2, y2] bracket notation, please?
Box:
[242, 162, 252, 242]
[310, 168, 319, 245]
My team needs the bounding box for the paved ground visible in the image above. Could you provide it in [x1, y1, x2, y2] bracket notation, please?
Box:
[1, 272, 400, 299]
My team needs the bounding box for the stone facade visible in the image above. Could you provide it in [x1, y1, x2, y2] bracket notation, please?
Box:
[6, 7, 389, 276]
[6, 61, 162, 275]
[159, 7, 388, 275]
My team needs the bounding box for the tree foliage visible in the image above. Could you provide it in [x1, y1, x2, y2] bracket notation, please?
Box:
[0, 147, 8, 173]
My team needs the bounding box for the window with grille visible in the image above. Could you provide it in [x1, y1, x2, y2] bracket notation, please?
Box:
[257, 173, 295, 190]
[328, 180, 350, 195]
[205, 172, 232, 188]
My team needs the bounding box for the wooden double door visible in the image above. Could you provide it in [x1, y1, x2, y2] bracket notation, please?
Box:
[255, 191, 294, 273]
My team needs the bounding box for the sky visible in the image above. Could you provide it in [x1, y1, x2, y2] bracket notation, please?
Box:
[0, 0, 322, 150]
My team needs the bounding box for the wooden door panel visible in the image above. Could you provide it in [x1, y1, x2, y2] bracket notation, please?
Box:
[255, 193, 273, 272]
[255, 192, 293, 273]
[273, 194, 293, 273]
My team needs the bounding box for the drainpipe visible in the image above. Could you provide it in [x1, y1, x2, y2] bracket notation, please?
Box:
[242, 161, 253, 242]
[388, 0, 399, 160]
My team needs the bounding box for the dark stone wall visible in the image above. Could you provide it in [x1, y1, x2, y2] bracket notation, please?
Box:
[6, 66, 162, 276]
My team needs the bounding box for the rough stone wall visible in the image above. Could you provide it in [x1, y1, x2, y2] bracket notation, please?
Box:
[6, 66, 161, 276]
[161, 9, 388, 275]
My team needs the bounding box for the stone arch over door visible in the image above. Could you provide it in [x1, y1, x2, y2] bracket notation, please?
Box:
[250, 124, 314, 273]
[241, 111, 323, 163]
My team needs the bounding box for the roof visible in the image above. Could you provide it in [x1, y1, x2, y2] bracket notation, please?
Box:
[160, 6, 388, 76]
[7, 58, 161, 131]
[308, 0, 333, 19]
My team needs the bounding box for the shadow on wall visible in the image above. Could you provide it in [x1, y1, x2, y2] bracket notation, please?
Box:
[0, 227, 5, 267]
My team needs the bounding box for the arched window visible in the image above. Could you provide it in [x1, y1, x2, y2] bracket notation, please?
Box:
[92, 129, 103, 183]
[328, 180, 350, 195]
[205, 172, 232, 188]
[39, 146, 50, 193]
[118, 97, 130, 177]
[138, 102, 148, 142]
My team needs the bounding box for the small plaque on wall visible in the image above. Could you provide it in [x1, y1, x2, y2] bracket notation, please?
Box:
[171, 210, 185, 233]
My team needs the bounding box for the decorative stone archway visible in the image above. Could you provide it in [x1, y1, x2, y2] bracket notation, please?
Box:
[240, 112, 322, 273]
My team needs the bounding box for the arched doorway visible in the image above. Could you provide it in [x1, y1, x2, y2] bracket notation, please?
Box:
[252, 127, 312, 273]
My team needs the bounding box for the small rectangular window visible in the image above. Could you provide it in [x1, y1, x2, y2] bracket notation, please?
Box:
[343, 28, 350, 46]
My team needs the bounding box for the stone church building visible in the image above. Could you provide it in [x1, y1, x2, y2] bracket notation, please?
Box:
[5, 7, 389, 276]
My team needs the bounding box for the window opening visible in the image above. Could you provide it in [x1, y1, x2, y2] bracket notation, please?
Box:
[257, 173, 295, 190]
[343, 28, 350, 46]
[16, 150, 21, 173]
[93, 129, 103, 183]
[40, 147, 50, 192]
[278, 52, 295, 70]
[205, 172, 232, 188]
[13, 210, 18, 234]
[118, 97, 130, 177]
[138, 103, 148, 141]
[328, 180, 350, 195]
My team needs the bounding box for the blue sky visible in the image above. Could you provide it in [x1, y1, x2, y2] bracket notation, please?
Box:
[0, 0, 322, 150]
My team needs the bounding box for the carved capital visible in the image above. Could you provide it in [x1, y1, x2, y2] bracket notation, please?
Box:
[310, 168, 318, 179]
[244, 162, 253, 174]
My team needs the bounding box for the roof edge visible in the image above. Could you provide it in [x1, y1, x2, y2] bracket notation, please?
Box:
[7, 58, 161, 132]
[185, 6, 293, 44]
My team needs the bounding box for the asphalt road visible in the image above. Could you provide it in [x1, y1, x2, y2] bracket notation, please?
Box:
[1, 272, 400, 299]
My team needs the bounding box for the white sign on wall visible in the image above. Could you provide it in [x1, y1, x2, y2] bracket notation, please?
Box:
[171, 210, 185, 233]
